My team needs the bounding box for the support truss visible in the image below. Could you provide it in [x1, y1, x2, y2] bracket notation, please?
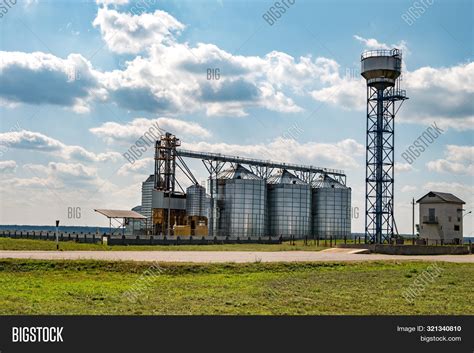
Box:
[176, 149, 346, 187]
[365, 86, 407, 243]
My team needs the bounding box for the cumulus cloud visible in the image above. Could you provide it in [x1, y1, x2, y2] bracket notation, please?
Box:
[0, 130, 121, 163]
[401, 185, 417, 193]
[399, 63, 474, 130]
[89, 6, 346, 116]
[310, 77, 365, 111]
[353, 35, 408, 53]
[0, 51, 103, 113]
[26, 161, 99, 182]
[0, 160, 17, 173]
[2, 9, 471, 127]
[90, 117, 211, 145]
[426, 145, 474, 176]
[395, 162, 413, 173]
[181, 137, 364, 170]
[92, 7, 185, 54]
[98, 39, 303, 116]
[0, 14, 345, 117]
[96, 0, 129, 6]
[117, 157, 153, 176]
[2, 162, 109, 191]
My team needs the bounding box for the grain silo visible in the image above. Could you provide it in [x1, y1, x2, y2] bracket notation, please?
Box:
[312, 174, 351, 239]
[185, 184, 209, 237]
[141, 174, 155, 228]
[186, 184, 208, 218]
[210, 164, 266, 238]
[267, 170, 311, 239]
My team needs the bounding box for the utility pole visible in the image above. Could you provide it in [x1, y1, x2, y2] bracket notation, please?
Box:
[411, 198, 415, 237]
[55, 220, 60, 250]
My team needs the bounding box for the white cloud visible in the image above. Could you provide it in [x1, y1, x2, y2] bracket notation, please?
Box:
[354, 35, 391, 50]
[310, 77, 365, 111]
[426, 145, 474, 176]
[181, 137, 364, 170]
[2, 162, 107, 190]
[118, 157, 153, 176]
[90, 117, 211, 145]
[401, 185, 417, 193]
[0, 51, 103, 113]
[2, 11, 471, 129]
[0, 160, 17, 173]
[353, 35, 408, 53]
[92, 7, 185, 54]
[96, 0, 129, 6]
[99, 40, 304, 116]
[398, 63, 474, 131]
[88, 6, 339, 116]
[0, 130, 121, 163]
[395, 162, 413, 173]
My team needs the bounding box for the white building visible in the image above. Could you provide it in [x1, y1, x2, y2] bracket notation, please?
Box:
[416, 191, 465, 245]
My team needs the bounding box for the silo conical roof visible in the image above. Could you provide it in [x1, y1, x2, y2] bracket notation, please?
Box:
[314, 174, 349, 189]
[217, 164, 260, 180]
[267, 169, 307, 185]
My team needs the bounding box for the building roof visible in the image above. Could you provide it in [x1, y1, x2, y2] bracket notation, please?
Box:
[94, 209, 147, 219]
[416, 191, 465, 204]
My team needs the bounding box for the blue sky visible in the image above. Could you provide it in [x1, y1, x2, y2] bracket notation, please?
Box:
[0, 0, 472, 235]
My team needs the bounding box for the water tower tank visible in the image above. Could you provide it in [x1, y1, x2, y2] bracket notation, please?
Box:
[361, 49, 402, 89]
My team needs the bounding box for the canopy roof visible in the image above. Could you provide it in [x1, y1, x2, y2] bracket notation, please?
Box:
[94, 209, 147, 219]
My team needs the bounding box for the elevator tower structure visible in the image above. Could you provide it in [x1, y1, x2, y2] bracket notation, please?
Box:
[155, 132, 180, 192]
[361, 49, 408, 244]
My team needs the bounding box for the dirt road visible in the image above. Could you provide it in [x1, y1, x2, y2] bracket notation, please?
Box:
[0, 249, 472, 263]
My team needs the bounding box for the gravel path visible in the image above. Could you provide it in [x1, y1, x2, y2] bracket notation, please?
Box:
[0, 250, 472, 263]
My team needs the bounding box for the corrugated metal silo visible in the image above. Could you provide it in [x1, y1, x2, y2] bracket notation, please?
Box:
[312, 175, 351, 239]
[210, 164, 266, 238]
[267, 170, 311, 239]
[186, 184, 208, 217]
[141, 174, 155, 228]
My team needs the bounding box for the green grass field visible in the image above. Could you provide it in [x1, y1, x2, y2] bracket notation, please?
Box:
[0, 237, 327, 251]
[0, 259, 472, 315]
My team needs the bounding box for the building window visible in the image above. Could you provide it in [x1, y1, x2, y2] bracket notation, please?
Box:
[428, 208, 436, 222]
[457, 217, 461, 222]
[454, 225, 460, 231]
[448, 216, 452, 222]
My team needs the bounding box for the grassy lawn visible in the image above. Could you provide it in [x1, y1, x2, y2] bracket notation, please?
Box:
[0, 237, 328, 251]
[0, 259, 472, 315]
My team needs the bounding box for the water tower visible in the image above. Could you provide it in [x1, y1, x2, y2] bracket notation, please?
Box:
[361, 49, 408, 244]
